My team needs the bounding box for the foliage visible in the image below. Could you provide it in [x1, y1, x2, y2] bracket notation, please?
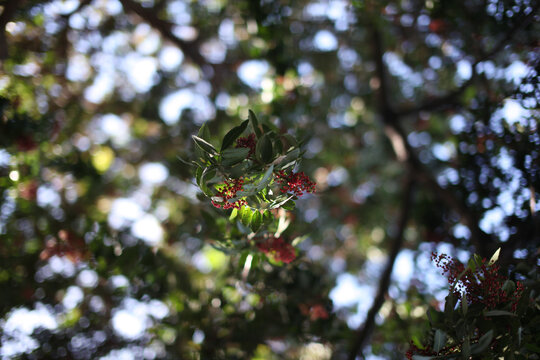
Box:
[407, 250, 540, 359]
[190, 110, 315, 262]
[0, 0, 539, 359]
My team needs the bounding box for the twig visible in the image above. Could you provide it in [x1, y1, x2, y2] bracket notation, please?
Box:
[347, 176, 415, 360]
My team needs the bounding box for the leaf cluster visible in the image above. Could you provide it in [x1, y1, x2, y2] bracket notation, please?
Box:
[191, 110, 314, 264]
[409, 251, 540, 360]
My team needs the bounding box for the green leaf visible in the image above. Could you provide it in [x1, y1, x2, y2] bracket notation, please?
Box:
[177, 155, 196, 168]
[515, 288, 530, 315]
[221, 147, 250, 166]
[268, 195, 295, 210]
[228, 162, 249, 179]
[249, 110, 262, 138]
[256, 134, 273, 163]
[502, 280, 516, 293]
[411, 356, 435, 360]
[201, 167, 217, 187]
[461, 294, 468, 316]
[467, 258, 477, 272]
[488, 247, 500, 265]
[411, 335, 425, 349]
[261, 121, 279, 134]
[198, 123, 211, 141]
[236, 184, 258, 197]
[195, 166, 203, 187]
[274, 148, 300, 169]
[229, 207, 238, 221]
[192, 135, 218, 155]
[262, 210, 273, 225]
[248, 195, 261, 206]
[471, 330, 493, 355]
[282, 134, 297, 151]
[427, 307, 434, 327]
[241, 206, 253, 227]
[291, 235, 307, 246]
[200, 183, 213, 197]
[236, 219, 252, 234]
[251, 253, 259, 269]
[250, 210, 262, 233]
[433, 329, 446, 353]
[444, 293, 456, 317]
[524, 342, 540, 353]
[221, 119, 249, 151]
[198, 168, 214, 197]
[238, 251, 249, 268]
[484, 310, 517, 317]
[473, 253, 483, 266]
[454, 318, 466, 340]
[281, 200, 296, 211]
[273, 135, 283, 155]
[255, 164, 274, 192]
[462, 86, 477, 103]
[462, 337, 471, 359]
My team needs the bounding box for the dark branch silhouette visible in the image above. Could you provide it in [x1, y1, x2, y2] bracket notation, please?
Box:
[395, 4, 538, 117]
[348, 176, 415, 360]
[118, 0, 207, 66]
[370, 19, 492, 257]
[0, 1, 18, 60]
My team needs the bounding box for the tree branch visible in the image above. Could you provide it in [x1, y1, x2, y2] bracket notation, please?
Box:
[346, 25, 418, 360]
[0, 1, 18, 60]
[347, 176, 415, 360]
[369, 20, 492, 257]
[397, 76, 475, 117]
[118, 0, 207, 66]
[479, 4, 538, 61]
[386, 117, 492, 255]
[396, 4, 538, 117]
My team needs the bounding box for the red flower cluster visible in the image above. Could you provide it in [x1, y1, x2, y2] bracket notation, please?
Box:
[299, 303, 329, 321]
[432, 253, 523, 310]
[18, 180, 38, 201]
[16, 134, 38, 152]
[211, 178, 247, 209]
[236, 133, 257, 157]
[406, 343, 434, 360]
[40, 230, 88, 264]
[256, 236, 296, 263]
[275, 170, 316, 196]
